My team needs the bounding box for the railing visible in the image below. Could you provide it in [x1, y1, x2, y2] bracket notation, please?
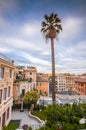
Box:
[0, 52, 12, 63]
[29, 111, 45, 126]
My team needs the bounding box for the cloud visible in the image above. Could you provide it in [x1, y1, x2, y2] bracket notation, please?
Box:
[11, 51, 52, 73]
[0, 47, 10, 53]
[55, 53, 86, 74]
[20, 22, 41, 37]
[62, 40, 86, 57]
[20, 52, 51, 66]
[55, 38, 86, 74]
[40, 50, 51, 56]
[75, 41, 86, 55]
[60, 17, 84, 41]
[0, 36, 42, 51]
[0, 1, 86, 75]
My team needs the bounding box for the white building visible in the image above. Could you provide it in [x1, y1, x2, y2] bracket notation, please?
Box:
[49, 73, 66, 95]
[56, 74, 66, 92]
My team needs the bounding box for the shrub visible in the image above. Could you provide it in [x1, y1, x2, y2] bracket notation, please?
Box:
[28, 126, 32, 130]
[22, 124, 28, 130]
[2, 125, 8, 130]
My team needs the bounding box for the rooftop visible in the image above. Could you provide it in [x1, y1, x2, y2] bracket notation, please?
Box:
[36, 76, 48, 82]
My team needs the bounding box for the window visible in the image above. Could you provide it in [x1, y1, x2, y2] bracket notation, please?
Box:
[3, 88, 7, 100]
[0, 67, 4, 78]
[30, 72, 32, 75]
[2, 112, 6, 127]
[81, 83, 83, 86]
[8, 87, 10, 97]
[9, 69, 12, 78]
[30, 78, 32, 82]
[22, 89, 25, 96]
[7, 107, 10, 120]
[0, 89, 2, 104]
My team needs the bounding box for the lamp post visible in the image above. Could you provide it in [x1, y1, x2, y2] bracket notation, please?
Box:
[20, 97, 24, 112]
[43, 94, 44, 106]
[79, 97, 81, 104]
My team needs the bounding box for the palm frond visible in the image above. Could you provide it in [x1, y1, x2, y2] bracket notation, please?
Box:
[54, 14, 58, 19]
[41, 28, 45, 32]
[56, 29, 60, 33]
[51, 13, 54, 18]
[41, 27, 49, 34]
[58, 25, 62, 31]
[44, 14, 48, 19]
[55, 18, 61, 23]
[55, 24, 62, 31]
[41, 21, 48, 27]
[41, 13, 62, 38]
[44, 14, 49, 23]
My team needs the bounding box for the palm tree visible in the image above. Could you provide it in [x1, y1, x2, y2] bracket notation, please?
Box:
[41, 13, 62, 104]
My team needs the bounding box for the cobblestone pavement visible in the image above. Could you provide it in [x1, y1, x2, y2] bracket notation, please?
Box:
[11, 110, 41, 130]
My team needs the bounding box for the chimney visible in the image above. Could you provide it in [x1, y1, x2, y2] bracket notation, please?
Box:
[12, 60, 14, 65]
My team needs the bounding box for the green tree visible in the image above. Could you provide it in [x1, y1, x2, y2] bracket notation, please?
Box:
[72, 102, 83, 118]
[28, 126, 32, 130]
[41, 13, 62, 103]
[81, 103, 86, 118]
[44, 104, 59, 125]
[23, 90, 38, 111]
[34, 103, 86, 130]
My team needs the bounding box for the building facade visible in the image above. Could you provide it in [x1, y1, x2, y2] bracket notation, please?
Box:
[49, 74, 66, 96]
[24, 66, 37, 90]
[13, 66, 37, 101]
[0, 58, 14, 130]
[13, 81, 31, 101]
[36, 73, 49, 96]
[64, 73, 77, 91]
[75, 74, 86, 95]
[56, 73, 66, 92]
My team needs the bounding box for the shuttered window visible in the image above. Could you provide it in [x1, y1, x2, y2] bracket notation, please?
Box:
[0, 67, 4, 78]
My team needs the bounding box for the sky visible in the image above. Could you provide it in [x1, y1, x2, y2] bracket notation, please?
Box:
[0, 0, 86, 74]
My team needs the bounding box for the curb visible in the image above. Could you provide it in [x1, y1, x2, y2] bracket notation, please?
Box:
[28, 111, 45, 126]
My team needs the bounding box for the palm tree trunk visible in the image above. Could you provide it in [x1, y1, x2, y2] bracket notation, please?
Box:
[51, 37, 56, 104]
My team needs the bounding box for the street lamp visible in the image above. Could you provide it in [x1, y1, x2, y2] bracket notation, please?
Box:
[20, 99, 24, 112]
[20, 96, 24, 112]
[42, 94, 44, 106]
[79, 97, 81, 104]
